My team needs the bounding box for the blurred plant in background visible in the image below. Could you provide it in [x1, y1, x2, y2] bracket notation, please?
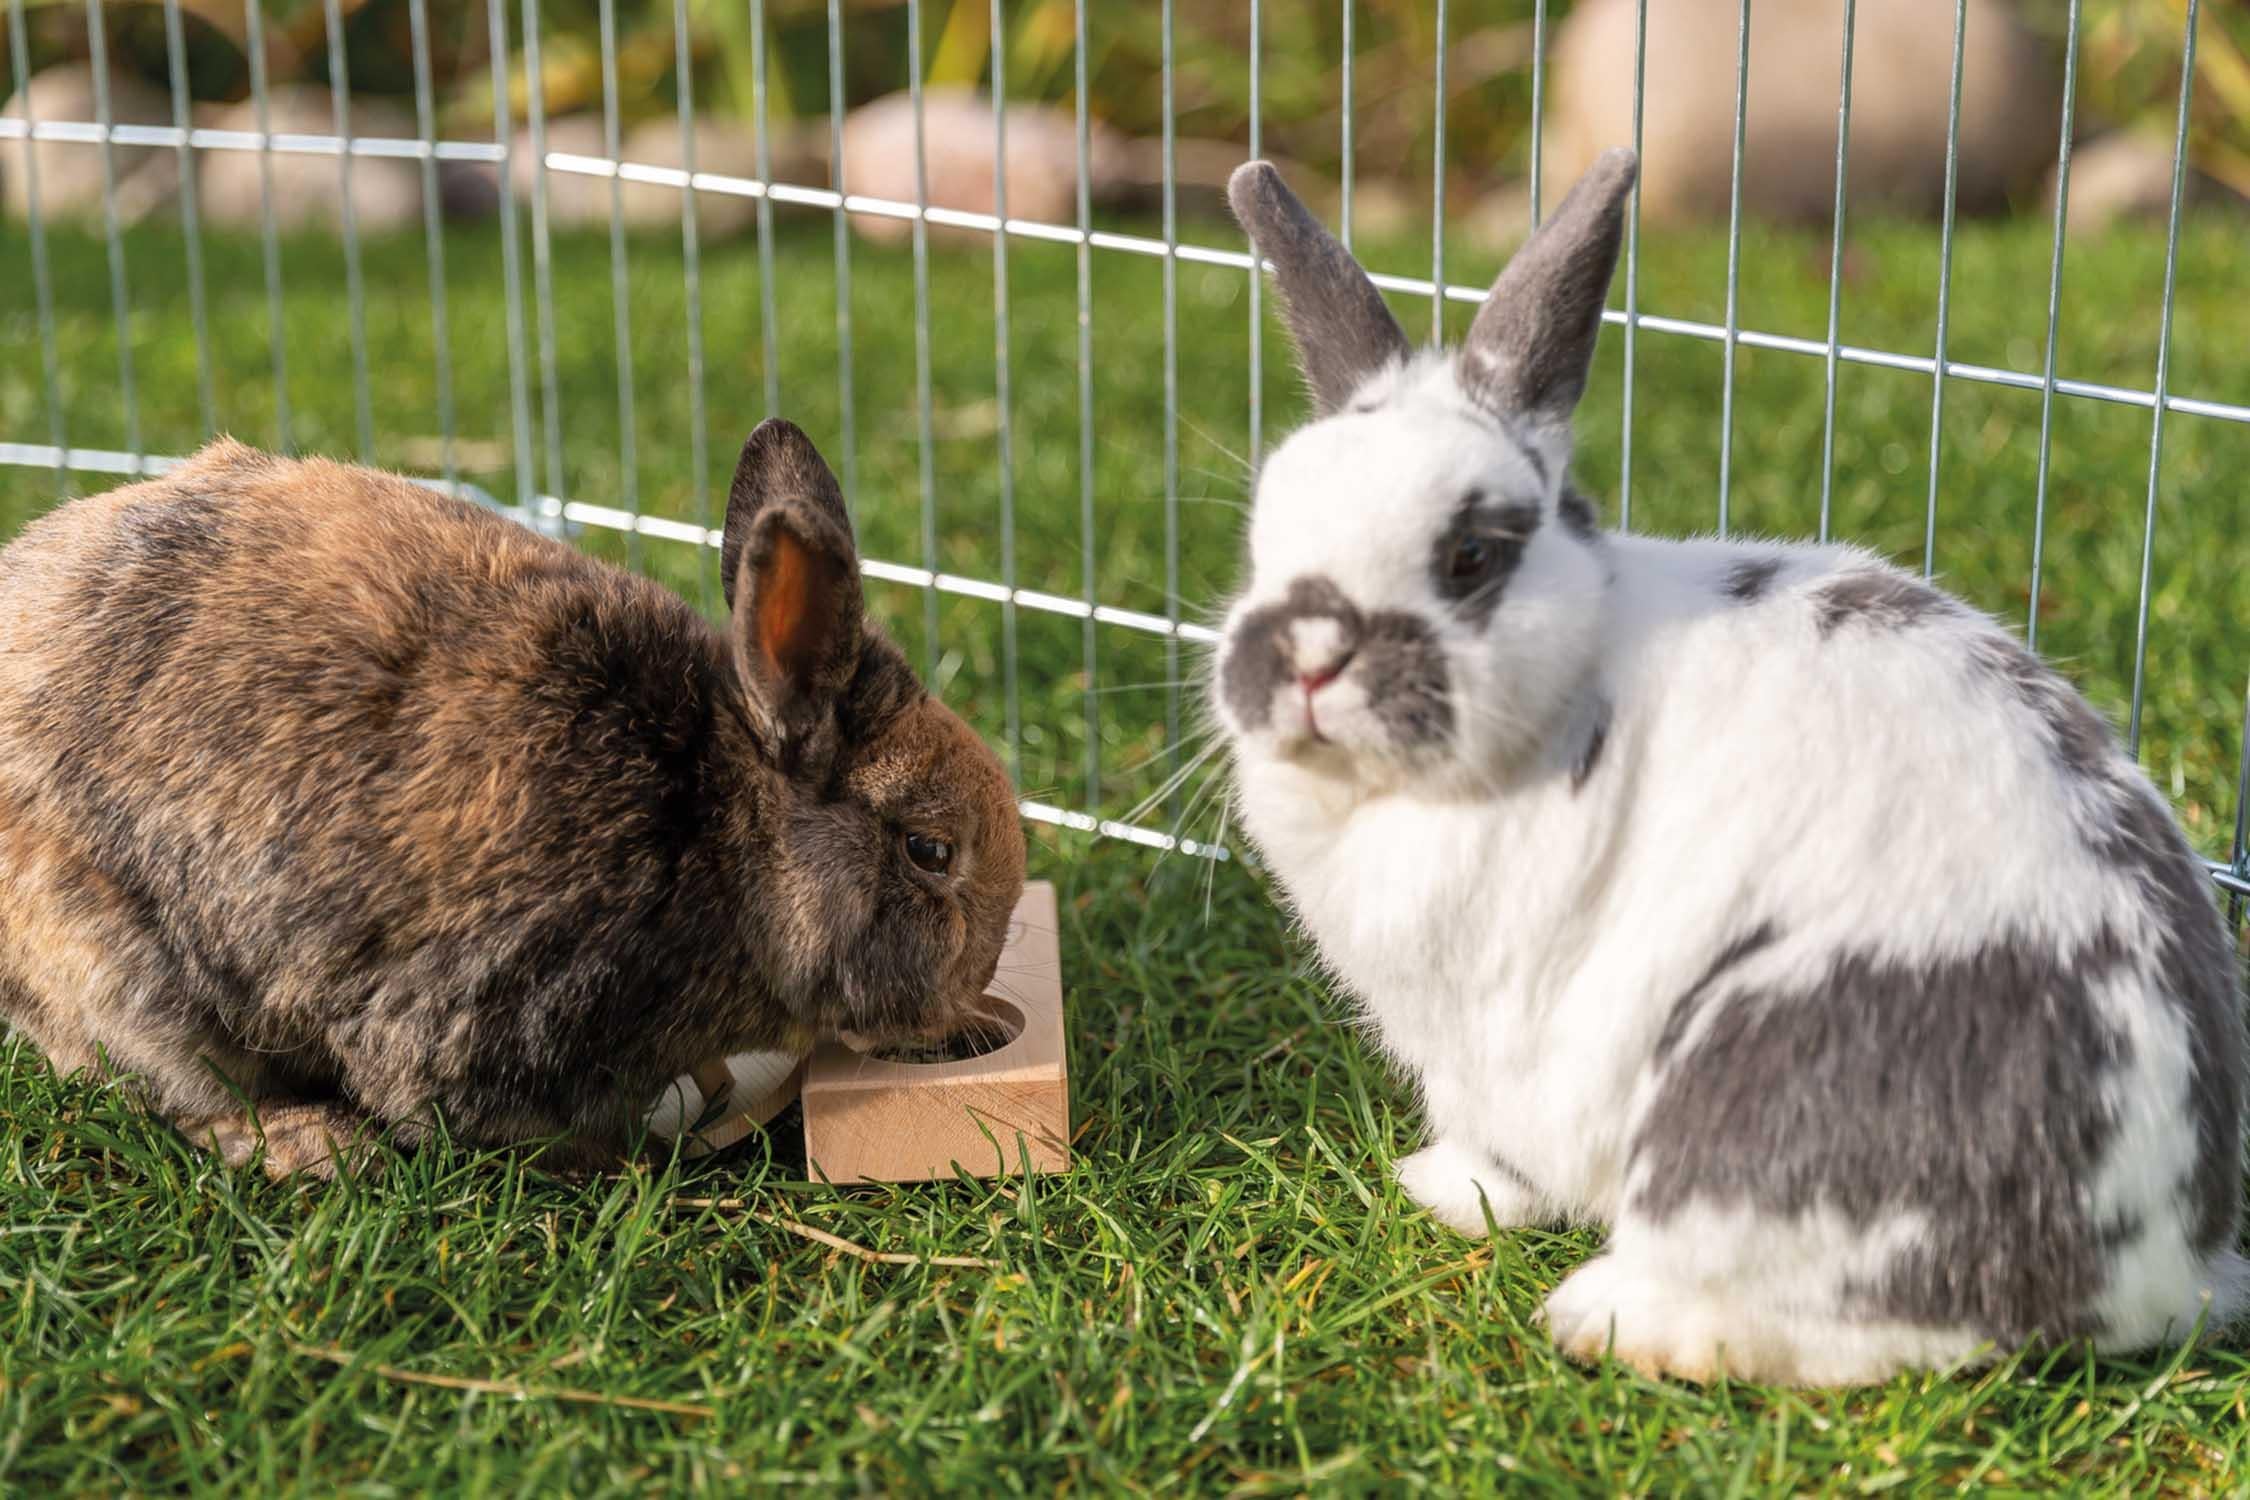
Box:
[2, 0, 2246, 207]
[2050, 0, 2250, 200]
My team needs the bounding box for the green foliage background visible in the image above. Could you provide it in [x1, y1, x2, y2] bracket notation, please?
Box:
[6, 0, 2248, 203]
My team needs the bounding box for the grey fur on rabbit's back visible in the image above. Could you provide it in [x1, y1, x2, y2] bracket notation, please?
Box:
[0, 424, 1025, 1177]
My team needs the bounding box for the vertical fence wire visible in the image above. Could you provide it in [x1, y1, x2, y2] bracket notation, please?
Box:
[2232, 674, 2250, 923]
[990, 0, 1020, 779]
[323, 0, 374, 463]
[522, 2, 562, 499]
[486, 0, 536, 515]
[522, 0, 564, 498]
[2127, 0, 2201, 755]
[1074, 0, 1099, 811]
[674, 0, 713, 609]
[161, 0, 214, 436]
[751, 0, 781, 421]
[407, 0, 455, 492]
[1162, 0, 1182, 817]
[8, 0, 68, 496]
[1816, 0, 1858, 544]
[596, 0, 640, 568]
[1339, 0, 1353, 250]
[1430, 0, 1447, 346]
[909, 0, 939, 677]
[1617, 0, 1647, 532]
[1921, 0, 1969, 578]
[1528, 0, 1547, 225]
[828, 0, 856, 509]
[86, 0, 142, 473]
[1247, 0, 1263, 477]
[2027, 0, 2084, 651]
[1715, 0, 1751, 535]
[244, 0, 290, 450]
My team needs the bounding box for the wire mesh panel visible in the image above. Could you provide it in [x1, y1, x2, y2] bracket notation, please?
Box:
[0, 0, 2243, 909]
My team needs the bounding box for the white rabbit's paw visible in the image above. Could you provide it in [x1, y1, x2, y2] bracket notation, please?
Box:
[1395, 1139, 1545, 1235]
[1543, 1253, 1894, 1385]
[1542, 1254, 1754, 1383]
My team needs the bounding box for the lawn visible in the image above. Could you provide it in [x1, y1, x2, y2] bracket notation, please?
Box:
[2, 199, 2248, 1492]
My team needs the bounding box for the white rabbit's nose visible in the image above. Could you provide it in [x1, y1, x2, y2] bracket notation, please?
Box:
[1289, 616, 1357, 686]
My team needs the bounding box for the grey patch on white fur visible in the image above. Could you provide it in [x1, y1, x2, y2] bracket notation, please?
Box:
[2088, 784, 2245, 1257]
[1222, 576, 1354, 730]
[1724, 556, 1782, 603]
[1228, 162, 1411, 417]
[1509, 428, 1552, 491]
[1557, 483, 1598, 541]
[1457, 149, 1635, 425]
[1484, 1148, 1554, 1208]
[1812, 570, 1958, 636]
[1965, 634, 2113, 781]
[1965, 629, 2243, 1255]
[1431, 492, 1542, 627]
[1220, 575, 1454, 749]
[1357, 609, 1453, 747]
[1650, 924, 1780, 1063]
[1570, 698, 1611, 794]
[1631, 933, 2137, 1344]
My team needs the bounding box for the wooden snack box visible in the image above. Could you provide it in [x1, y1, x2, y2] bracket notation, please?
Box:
[801, 879, 1070, 1183]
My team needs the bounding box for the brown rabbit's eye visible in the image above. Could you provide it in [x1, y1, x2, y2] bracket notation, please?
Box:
[904, 832, 954, 875]
[1448, 536, 1493, 582]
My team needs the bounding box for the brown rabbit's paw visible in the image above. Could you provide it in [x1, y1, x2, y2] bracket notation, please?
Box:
[182, 1101, 386, 1181]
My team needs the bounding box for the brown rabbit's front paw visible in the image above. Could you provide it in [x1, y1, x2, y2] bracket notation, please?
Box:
[182, 1101, 385, 1182]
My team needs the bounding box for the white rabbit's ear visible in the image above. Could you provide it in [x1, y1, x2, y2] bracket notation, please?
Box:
[1229, 160, 1410, 417]
[1457, 149, 1636, 436]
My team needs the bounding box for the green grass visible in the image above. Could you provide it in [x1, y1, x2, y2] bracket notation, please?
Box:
[3, 206, 2248, 1492]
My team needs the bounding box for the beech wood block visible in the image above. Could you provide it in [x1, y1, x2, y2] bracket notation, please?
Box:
[802, 880, 1069, 1183]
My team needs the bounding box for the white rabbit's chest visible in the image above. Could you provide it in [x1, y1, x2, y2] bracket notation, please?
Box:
[1251, 787, 1638, 1169]
[1241, 771, 1661, 1207]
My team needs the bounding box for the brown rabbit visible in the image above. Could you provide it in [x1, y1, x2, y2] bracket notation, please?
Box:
[0, 419, 1026, 1177]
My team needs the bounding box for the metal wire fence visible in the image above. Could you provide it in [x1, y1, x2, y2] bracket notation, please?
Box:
[1, 0, 2246, 912]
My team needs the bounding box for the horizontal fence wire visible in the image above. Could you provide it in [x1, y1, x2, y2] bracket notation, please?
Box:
[0, 8, 2240, 880]
[8, 117, 2247, 429]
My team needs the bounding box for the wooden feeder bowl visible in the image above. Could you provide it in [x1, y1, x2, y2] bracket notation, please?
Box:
[801, 879, 1070, 1183]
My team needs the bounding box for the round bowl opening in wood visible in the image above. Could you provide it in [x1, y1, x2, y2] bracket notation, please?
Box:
[869, 997, 1027, 1065]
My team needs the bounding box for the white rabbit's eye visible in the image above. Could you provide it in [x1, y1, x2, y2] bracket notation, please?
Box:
[904, 831, 955, 874]
[1448, 536, 1494, 582]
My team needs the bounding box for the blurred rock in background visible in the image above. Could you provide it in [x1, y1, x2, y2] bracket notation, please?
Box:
[198, 83, 494, 232]
[2, 62, 179, 224]
[3, 0, 2244, 243]
[2056, 129, 2208, 239]
[838, 86, 1130, 247]
[1543, 0, 2060, 227]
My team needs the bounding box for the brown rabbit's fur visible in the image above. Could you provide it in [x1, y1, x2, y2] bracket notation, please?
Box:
[0, 423, 1025, 1176]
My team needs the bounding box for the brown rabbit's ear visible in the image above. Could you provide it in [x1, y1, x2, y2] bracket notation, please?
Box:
[724, 419, 866, 766]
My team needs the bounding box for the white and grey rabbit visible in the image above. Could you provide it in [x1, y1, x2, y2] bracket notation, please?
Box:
[1213, 147, 2245, 1384]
